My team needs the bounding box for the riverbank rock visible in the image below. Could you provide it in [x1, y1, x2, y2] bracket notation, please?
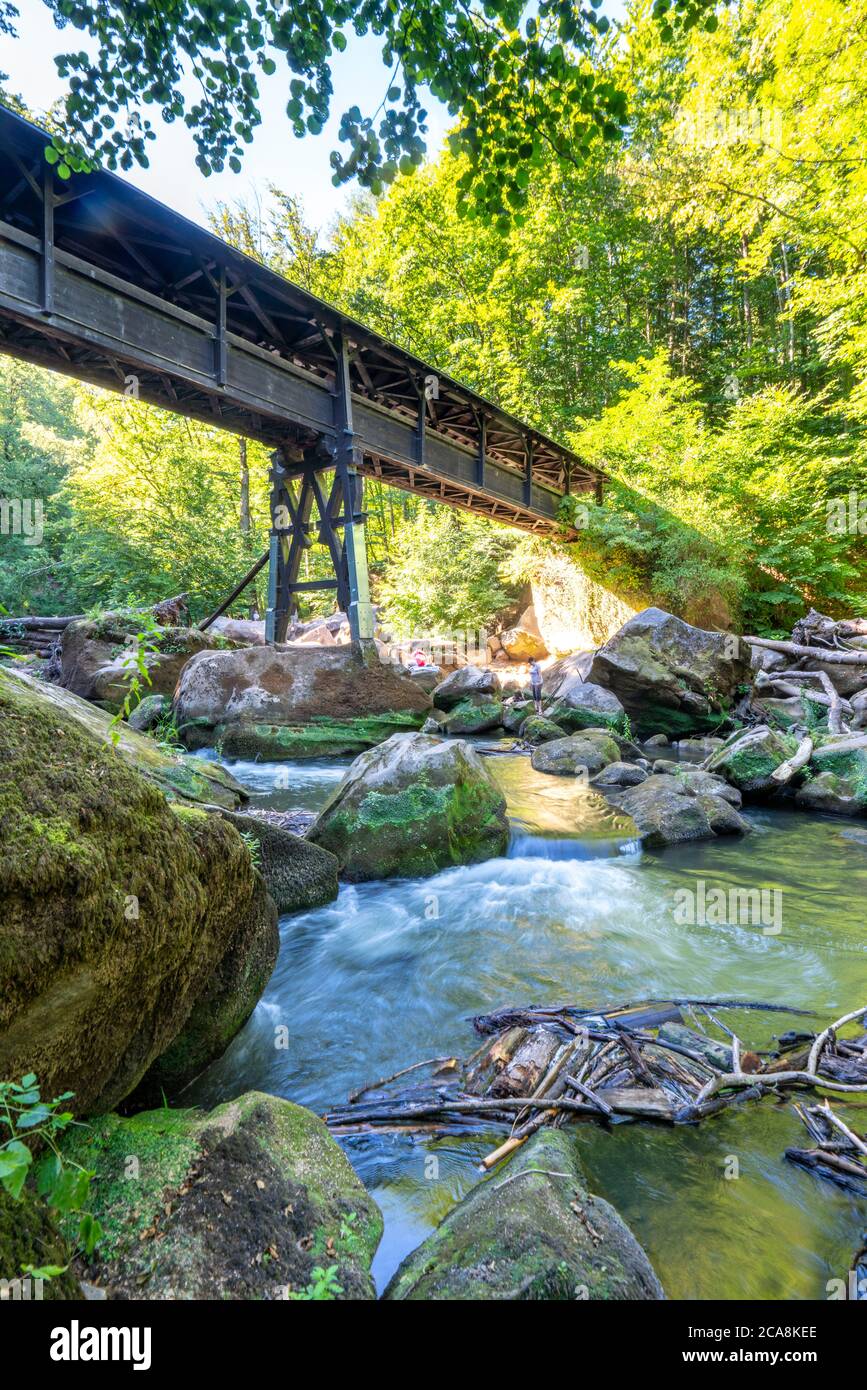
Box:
[209, 615, 266, 645]
[0, 667, 277, 1113]
[603, 773, 750, 848]
[531, 730, 621, 776]
[308, 733, 509, 880]
[541, 650, 595, 699]
[432, 665, 499, 710]
[0, 1190, 83, 1299]
[588, 608, 750, 737]
[3, 668, 247, 810]
[546, 680, 625, 733]
[60, 615, 219, 713]
[590, 761, 648, 789]
[59, 1093, 382, 1300]
[795, 741, 867, 815]
[706, 726, 797, 796]
[174, 646, 430, 758]
[383, 1130, 663, 1301]
[219, 810, 339, 914]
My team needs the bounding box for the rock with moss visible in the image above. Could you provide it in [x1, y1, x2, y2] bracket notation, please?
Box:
[443, 697, 504, 734]
[603, 774, 750, 848]
[0, 1189, 82, 1299]
[531, 730, 621, 776]
[57, 1093, 382, 1300]
[60, 616, 221, 714]
[795, 741, 867, 815]
[432, 665, 499, 711]
[588, 608, 750, 737]
[590, 761, 648, 788]
[706, 725, 797, 796]
[383, 1130, 663, 1301]
[218, 810, 339, 914]
[174, 645, 431, 757]
[0, 667, 277, 1113]
[4, 668, 247, 810]
[546, 681, 625, 733]
[502, 699, 534, 732]
[520, 715, 567, 745]
[308, 732, 509, 880]
[126, 693, 168, 733]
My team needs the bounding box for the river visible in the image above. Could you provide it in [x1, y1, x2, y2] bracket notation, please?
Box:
[188, 744, 867, 1298]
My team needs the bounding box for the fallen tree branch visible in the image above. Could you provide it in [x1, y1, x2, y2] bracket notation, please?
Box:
[746, 636, 867, 666]
[771, 735, 814, 784]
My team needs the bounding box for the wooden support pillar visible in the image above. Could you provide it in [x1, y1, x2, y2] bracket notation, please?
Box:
[477, 414, 486, 489]
[524, 437, 534, 507]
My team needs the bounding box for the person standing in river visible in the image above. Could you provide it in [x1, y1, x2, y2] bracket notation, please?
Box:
[529, 659, 543, 714]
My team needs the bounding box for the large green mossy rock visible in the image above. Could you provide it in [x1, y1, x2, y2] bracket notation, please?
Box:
[383, 1130, 663, 1301]
[0, 1189, 82, 1299]
[308, 732, 509, 880]
[796, 741, 867, 815]
[442, 697, 503, 734]
[0, 668, 276, 1114]
[520, 715, 566, 745]
[174, 645, 431, 757]
[706, 725, 797, 796]
[588, 608, 750, 737]
[58, 1093, 382, 1300]
[3, 668, 247, 809]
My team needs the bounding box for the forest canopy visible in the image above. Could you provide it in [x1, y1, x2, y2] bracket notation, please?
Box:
[1, 0, 866, 638]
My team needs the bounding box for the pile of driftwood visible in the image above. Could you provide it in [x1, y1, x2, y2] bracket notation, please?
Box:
[786, 1100, 867, 1196]
[0, 613, 82, 658]
[326, 999, 867, 1171]
[748, 608, 867, 735]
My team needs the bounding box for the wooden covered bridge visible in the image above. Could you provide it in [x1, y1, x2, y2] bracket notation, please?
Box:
[0, 106, 605, 642]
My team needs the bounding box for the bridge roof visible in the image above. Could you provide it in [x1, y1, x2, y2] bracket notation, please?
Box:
[0, 105, 605, 533]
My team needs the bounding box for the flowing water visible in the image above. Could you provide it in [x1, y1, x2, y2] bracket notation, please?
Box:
[190, 747, 867, 1298]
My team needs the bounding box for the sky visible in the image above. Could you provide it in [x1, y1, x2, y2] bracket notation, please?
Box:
[0, 0, 626, 240]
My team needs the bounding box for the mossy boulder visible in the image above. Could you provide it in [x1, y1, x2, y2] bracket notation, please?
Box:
[706, 725, 797, 796]
[603, 774, 750, 848]
[531, 730, 621, 776]
[383, 1130, 663, 1301]
[520, 715, 567, 745]
[546, 681, 625, 732]
[126, 693, 168, 733]
[432, 665, 498, 711]
[0, 667, 277, 1114]
[4, 668, 247, 810]
[56, 1093, 382, 1300]
[588, 608, 749, 737]
[60, 616, 220, 714]
[0, 1189, 82, 1299]
[307, 732, 509, 880]
[442, 697, 504, 734]
[502, 699, 534, 732]
[796, 741, 867, 815]
[219, 810, 339, 914]
[174, 645, 431, 757]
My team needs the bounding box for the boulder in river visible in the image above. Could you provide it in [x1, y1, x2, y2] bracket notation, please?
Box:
[442, 696, 504, 734]
[706, 725, 798, 796]
[126, 692, 168, 733]
[432, 664, 499, 710]
[174, 645, 431, 758]
[59, 1093, 382, 1300]
[588, 608, 750, 737]
[0, 666, 277, 1113]
[795, 741, 867, 815]
[541, 650, 595, 700]
[520, 715, 567, 745]
[383, 1129, 663, 1301]
[530, 730, 621, 776]
[546, 680, 625, 732]
[218, 810, 339, 915]
[60, 614, 219, 713]
[590, 761, 649, 788]
[603, 773, 750, 848]
[308, 732, 509, 880]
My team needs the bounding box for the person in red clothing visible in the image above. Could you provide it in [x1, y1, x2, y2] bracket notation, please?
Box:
[413, 648, 426, 667]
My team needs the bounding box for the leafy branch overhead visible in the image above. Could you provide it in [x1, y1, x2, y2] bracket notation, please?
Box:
[2, 0, 722, 221]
